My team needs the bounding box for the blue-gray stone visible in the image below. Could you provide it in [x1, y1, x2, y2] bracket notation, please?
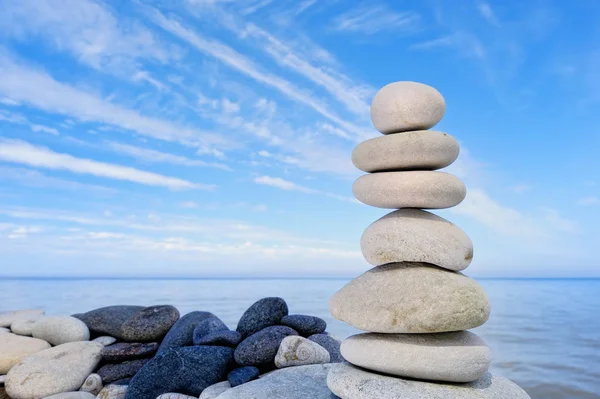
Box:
[281, 315, 327, 336]
[236, 298, 288, 338]
[157, 311, 215, 354]
[125, 346, 234, 399]
[74, 305, 179, 342]
[195, 330, 242, 347]
[192, 317, 229, 344]
[227, 366, 259, 387]
[97, 359, 149, 383]
[234, 325, 297, 366]
[308, 334, 343, 363]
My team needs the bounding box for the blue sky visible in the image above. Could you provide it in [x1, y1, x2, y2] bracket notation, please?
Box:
[0, 0, 598, 278]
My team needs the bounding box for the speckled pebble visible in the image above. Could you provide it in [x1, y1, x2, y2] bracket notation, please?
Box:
[227, 366, 259, 387]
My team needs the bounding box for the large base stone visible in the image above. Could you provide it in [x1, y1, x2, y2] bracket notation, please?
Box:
[327, 363, 531, 399]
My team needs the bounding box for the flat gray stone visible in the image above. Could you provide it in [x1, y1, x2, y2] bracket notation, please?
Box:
[5, 341, 103, 399]
[79, 374, 102, 395]
[327, 363, 531, 399]
[274, 336, 330, 368]
[93, 336, 117, 346]
[97, 385, 127, 399]
[215, 364, 337, 399]
[10, 317, 43, 337]
[361, 209, 473, 271]
[32, 316, 90, 346]
[199, 381, 231, 399]
[0, 333, 51, 374]
[0, 310, 45, 328]
[352, 130, 459, 172]
[43, 392, 96, 399]
[341, 331, 491, 382]
[370, 81, 445, 134]
[353, 171, 466, 209]
[329, 263, 490, 333]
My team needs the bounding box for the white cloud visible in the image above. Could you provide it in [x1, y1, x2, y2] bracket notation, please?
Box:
[510, 184, 532, 193]
[476, 1, 500, 26]
[253, 175, 356, 203]
[106, 142, 231, 171]
[0, 109, 59, 135]
[0, 139, 211, 190]
[333, 4, 420, 35]
[0, 166, 116, 193]
[7, 226, 42, 240]
[577, 196, 600, 206]
[412, 32, 486, 59]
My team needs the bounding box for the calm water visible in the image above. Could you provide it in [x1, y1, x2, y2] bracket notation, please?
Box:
[0, 278, 598, 398]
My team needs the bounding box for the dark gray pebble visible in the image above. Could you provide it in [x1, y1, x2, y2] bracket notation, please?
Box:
[228, 366, 259, 387]
[236, 297, 288, 338]
[308, 334, 343, 362]
[192, 317, 229, 344]
[97, 359, 149, 383]
[234, 325, 297, 366]
[157, 311, 215, 354]
[101, 342, 158, 362]
[195, 330, 242, 347]
[281, 315, 327, 336]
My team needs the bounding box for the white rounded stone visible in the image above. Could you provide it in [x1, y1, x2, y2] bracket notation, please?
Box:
[156, 394, 197, 399]
[361, 208, 473, 271]
[11, 316, 44, 337]
[370, 81, 446, 134]
[5, 341, 103, 399]
[329, 262, 490, 333]
[79, 374, 102, 396]
[274, 336, 330, 368]
[96, 385, 127, 399]
[32, 316, 90, 346]
[0, 375, 5, 384]
[0, 310, 45, 328]
[328, 363, 531, 399]
[43, 392, 96, 399]
[341, 331, 491, 383]
[353, 171, 466, 209]
[92, 336, 117, 346]
[352, 130, 459, 173]
[198, 381, 231, 399]
[0, 333, 51, 374]
[0, 328, 9, 334]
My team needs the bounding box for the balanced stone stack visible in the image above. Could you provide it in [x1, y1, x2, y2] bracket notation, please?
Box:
[327, 81, 531, 398]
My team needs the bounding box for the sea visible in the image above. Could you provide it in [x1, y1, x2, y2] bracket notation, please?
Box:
[0, 278, 598, 399]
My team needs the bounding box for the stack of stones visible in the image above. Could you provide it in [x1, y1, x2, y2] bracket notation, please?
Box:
[327, 81, 531, 399]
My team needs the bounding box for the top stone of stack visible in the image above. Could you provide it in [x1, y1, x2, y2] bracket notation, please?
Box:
[370, 81, 445, 134]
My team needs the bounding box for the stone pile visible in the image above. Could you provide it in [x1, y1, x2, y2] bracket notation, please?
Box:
[0, 298, 342, 399]
[327, 81, 531, 398]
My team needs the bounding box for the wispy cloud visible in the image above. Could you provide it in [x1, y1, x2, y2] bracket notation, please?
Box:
[333, 4, 420, 35]
[577, 196, 600, 206]
[0, 166, 116, 194]
[0, 109, 59, 135]
[0, 139, 212, 190]
[412, 32, 486, 59]
[254, 175, 356, 203]
[476, 1, 500, 26]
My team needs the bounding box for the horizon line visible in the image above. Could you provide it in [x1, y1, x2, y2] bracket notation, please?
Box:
[1, 276, 599, 281]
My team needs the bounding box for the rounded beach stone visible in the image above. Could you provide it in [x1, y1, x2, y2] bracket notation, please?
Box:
[0, 328, 9, 334]
[191, 316, 229, 345]
[157, 311, 215, 354]
[0, 375, 5, 384]
[353, 171, 466, 209]
[327, 363, 531, 399]
[194, 330, 242, 347]
[307, 334, 343, 363]
[274, 336, 330, 368]
[32, 316, 90, 346]
[341, 331, 491, 382]
[361, 208, 473, 271]
[236, 297, 289, 338]
[10, 315, 44, 337]
[0, 333, 51, 374]
[216, 364, 337, 399]
[5, 341, 103, 399]
[97, 359, 149, 384]
[370, 81, 445, 134]
[97, 385, 127, 399]
[234, 326, 298, 366]
[125, 346, 234, 399]
[329, 262, 490, 333]
[101, 342, 158, 362]
[228, 366, 260, 387]
[93, 336, 117, 346]
[280, 315, 326, 336]
[352, 130, 459, 172]
[44, 392, 97, 399]
[198, 381, 231, 399]
[156, 394, 197, 399]
[108, 378, 131, 386]
[0, 310, 45, 328]
[79, 373, 103, 395]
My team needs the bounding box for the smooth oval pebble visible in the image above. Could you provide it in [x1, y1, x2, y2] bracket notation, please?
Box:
[352, 130, 459, 172]
[227, 366, 259, 387]
[0, 327, 10, 334]
[329, 262, 490, 333]
[341, 331, 491, 382]
[353, 171, 466, 209]
[198, 381, 231, 399]
[10, 316, 44, 337]
[44, 392, 97, 399]
[5, 341, 103, 399]
[307, 334, 343, 363]
[370, 81, 445, 134]
[93, 336, 117, 346]
[97, 385, 127, 399]
[156, 394, 197, 399]
[32, 316, 90, 346]
[0, 333, 51, 374]
[79, 373, 103, 395]
[327, 363, 531, 399]
[361, 209, 473, 271]
[236, 297, 288, 338]
[234, 326, 298, 366]
[0, 310, 45, 328]
[274, 336, 330, 368]
[280, 315, 326, 337]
